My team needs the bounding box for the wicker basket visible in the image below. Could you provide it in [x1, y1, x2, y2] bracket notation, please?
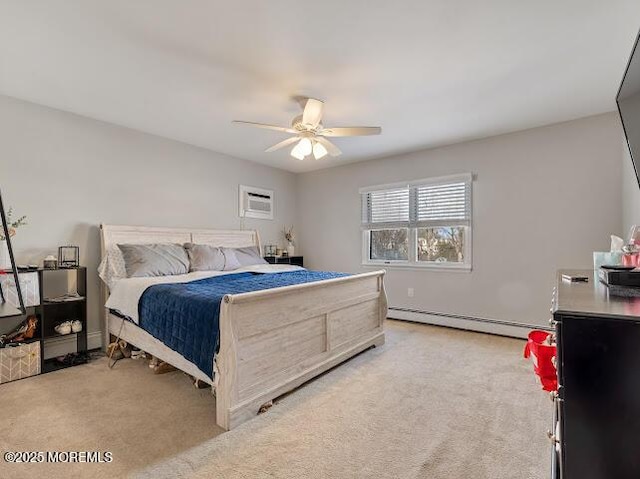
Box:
[0, 342, 41, 384]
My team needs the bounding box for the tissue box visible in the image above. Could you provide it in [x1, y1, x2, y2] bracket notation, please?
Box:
[0, 272, 40, 307]
[593, 252, 623, 270]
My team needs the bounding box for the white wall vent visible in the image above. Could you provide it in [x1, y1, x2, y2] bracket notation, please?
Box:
[239, 185, 274, 220]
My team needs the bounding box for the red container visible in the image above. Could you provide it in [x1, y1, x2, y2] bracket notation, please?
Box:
[524, 330, 557, 392]
[623, 252, 639, 267]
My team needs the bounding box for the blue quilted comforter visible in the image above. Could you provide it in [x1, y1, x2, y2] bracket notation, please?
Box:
[138, 270, 349, 379]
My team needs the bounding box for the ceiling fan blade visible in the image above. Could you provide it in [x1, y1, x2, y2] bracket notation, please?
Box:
[316, 137, 342, 157]
[320, 126, 382, 137]
[233, 120, 296, 134]
[265, 136, 299, 153]
[302, 98, 324, 128]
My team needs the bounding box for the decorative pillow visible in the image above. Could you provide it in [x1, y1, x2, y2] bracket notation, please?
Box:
[222, 246, 267, 268]
[117, 243, 190, 278]
[184, 243, 225, 272]
[97, 246, 128, 288]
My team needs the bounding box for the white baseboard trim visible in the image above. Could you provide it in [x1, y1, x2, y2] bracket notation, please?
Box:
[387, 308, 545, 339]
[43, 331, 103, 360]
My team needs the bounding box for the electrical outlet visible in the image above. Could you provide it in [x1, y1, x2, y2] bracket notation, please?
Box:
[407, 288, 414, 298]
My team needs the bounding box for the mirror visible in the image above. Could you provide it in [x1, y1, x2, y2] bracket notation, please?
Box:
[618, 29, 640, 188]
[0, 189, 25, 318]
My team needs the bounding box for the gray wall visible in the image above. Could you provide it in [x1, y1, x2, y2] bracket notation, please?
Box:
[0, 95, 297, 337]
[296, 113, 623, 328]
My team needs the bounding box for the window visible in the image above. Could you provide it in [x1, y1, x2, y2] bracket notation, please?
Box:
[361, 173, 472, 270]
[370, 228, 409, 262]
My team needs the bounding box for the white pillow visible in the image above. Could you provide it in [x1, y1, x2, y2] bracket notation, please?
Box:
[97, 246, 127, 289]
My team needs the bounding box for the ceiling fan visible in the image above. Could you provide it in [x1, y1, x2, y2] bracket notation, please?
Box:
[233, 98, 381, 161]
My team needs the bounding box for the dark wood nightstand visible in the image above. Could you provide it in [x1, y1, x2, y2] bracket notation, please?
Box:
[264, 256, 304, 267]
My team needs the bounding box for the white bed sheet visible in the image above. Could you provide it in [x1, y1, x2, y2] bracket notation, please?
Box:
[105, 264, 304, 324]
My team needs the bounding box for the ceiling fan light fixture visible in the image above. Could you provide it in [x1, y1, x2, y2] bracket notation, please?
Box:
[299, 137, 313, 155]
[291, 138, 312, 160]
[234, 96, 381, 162]
[313, 141, 328, 159]
[291, 141, 306, 160]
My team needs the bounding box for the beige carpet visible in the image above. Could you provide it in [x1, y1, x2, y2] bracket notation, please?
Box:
[0, 320, 550, 479]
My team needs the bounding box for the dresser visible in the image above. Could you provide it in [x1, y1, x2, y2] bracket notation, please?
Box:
[551, 270, 640, 479]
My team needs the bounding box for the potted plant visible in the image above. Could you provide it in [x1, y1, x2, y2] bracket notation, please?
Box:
[0, 208, 27, 270]
[284, 226, 295, 257]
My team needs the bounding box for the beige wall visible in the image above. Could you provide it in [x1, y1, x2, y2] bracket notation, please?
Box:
[296, 113, 623, 329]
[0, 95, 297, 338]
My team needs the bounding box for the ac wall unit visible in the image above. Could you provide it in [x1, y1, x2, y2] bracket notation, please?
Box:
[239, 185, 274, 220]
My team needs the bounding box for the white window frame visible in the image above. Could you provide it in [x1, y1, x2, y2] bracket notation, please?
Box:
[360, 173, 473, 271]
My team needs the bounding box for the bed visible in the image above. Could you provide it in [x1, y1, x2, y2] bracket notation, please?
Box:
[100, 224, 387, 430]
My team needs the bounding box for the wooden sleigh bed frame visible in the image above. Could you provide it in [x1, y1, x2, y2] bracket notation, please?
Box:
[101, 224, 387, 430]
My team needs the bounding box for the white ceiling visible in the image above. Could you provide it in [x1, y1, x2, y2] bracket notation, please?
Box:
[1, 1, 639, 173]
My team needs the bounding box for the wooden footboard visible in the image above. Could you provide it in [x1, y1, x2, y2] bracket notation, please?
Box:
[215, 270, 387, 430]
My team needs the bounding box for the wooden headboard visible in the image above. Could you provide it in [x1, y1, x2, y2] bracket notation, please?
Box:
[100, 224, 261, 258]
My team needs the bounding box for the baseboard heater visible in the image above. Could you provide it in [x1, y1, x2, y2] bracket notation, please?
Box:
[387, 307, 551, 339]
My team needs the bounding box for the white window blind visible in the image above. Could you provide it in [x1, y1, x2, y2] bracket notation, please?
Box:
[414, 180, 471, 227]
[361, 174, 471, 228]
[361, 187, 410, 228]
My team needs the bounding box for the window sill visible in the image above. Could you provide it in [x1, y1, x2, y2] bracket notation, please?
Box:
[362, 262, 472, 272]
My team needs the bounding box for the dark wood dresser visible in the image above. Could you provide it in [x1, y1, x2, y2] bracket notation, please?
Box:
[551, 270, 640, 479]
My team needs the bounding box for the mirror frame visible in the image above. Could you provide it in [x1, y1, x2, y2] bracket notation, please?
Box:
[0, 189, 26, 316]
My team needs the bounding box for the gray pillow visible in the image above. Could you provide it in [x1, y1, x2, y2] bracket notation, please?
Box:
[220, 248, 242, 271]
[117, 243, 190, 278]
[222, 246, 267, 268]
[184, 243, 225, 272]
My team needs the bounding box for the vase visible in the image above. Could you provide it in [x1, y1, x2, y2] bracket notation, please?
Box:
[287, 242, 295, 257]
[0, 240, 10, 271]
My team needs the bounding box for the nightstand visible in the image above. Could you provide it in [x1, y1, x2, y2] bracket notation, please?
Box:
[264, 256, 304, 267]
